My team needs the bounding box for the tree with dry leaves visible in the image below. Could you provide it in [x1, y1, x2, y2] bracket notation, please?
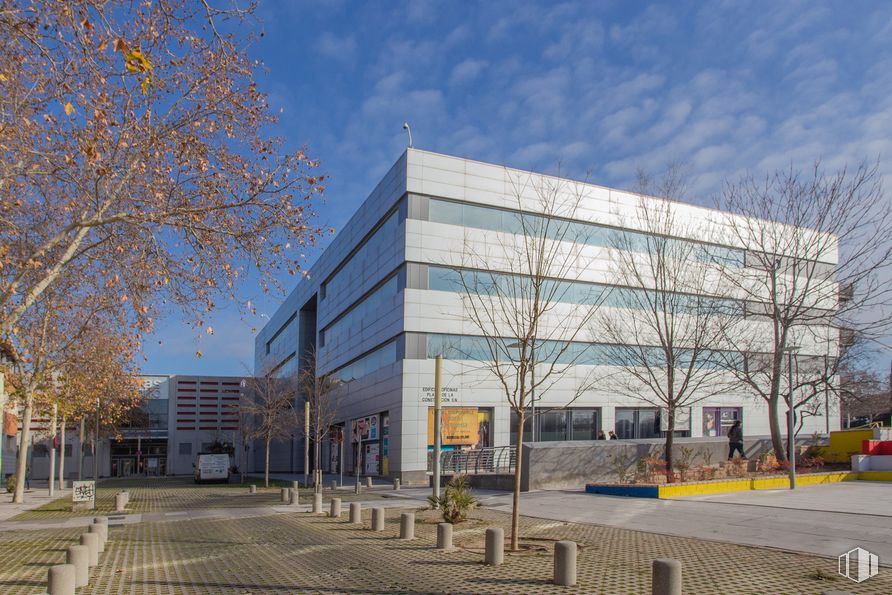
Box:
[443, 172, 606, 551]
[297, 346, 341, 492]
[714, 162, 892, 459]
[600, 171, 737, 478]
[0, 1, 327, 346]
[240, 369, 298, 488]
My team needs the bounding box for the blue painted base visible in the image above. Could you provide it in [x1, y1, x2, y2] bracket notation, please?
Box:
[585, 483, 659, 498]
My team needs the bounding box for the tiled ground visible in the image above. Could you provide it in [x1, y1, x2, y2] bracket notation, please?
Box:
[13, 477, 385, 520]
[2, 503, 888, 594]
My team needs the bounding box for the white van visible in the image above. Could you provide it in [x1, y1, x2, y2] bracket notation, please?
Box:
[194, 453, 230, 483]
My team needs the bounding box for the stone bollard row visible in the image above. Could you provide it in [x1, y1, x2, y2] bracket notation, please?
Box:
[330, 497, 341, 518]
[80, 533, 99, 566]
[652, 559, 682, 595]
[281, 487, 291, 503]
[436, 522, 453, 551]
[290, 488, 300, 506]
[399, 512, 415, 540]
[88, 524, 106, 553]
[47, 564, 76, 595]
[330, 479, 337, 491]
[121, 491, 129, 506]
[371, 507, 385, 531]
[349, 502, 362, 524]
[114, 492, 126, 513]
[292, 480, 300, 491]
[354, 482, 361, 495]
[554, 541, 577, 587]
[484, 527, 504, 566]
[393, 478, 400, 491]
[66, 545, 89, 588]
[313, 492, 323, 513]
[249, 484, 257, 494]
[366, 476, 373, 488]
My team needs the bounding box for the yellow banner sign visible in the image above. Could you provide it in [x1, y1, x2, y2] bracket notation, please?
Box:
[428, 407, 479, 446]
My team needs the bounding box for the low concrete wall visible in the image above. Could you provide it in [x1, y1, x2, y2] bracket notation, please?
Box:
[519, 435, 822, 491]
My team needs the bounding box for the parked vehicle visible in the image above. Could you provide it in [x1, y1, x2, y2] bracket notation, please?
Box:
[194, 453, 231, 483]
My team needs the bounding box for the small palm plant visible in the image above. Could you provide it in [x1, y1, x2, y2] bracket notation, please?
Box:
[428, 475, 478, 524]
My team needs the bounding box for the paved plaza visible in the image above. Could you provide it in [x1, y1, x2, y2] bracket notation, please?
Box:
[1, 478, 891, 593]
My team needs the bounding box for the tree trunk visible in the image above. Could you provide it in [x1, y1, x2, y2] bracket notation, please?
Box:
[264, 437, 270, 488]
[768, 395, 786, 461]
[313, 436, 321, 493]
[510, 408, 524, 552]
[58, 417, 66, 491]
[13, 393, 34, 503]
[77, 418, 85, 480]
[665, 406, 675, 483]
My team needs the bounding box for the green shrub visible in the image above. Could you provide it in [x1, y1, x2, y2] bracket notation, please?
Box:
[428, 475, 478, 524]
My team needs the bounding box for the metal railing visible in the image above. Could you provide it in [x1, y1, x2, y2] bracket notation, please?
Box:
[428, 446, 516, 475]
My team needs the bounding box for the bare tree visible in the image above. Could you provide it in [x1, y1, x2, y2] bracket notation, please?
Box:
[240, 371, 298, 488]
[443, 171, 607, 551]
[714, 161, 892, 459]
[297, 346, 341, 492]
[600, 171, 736, 478]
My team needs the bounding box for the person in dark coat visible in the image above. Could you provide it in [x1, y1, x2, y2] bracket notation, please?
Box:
[727, 420, 744, 459]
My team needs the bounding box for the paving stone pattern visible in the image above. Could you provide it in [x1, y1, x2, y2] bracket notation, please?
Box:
[13, 477, 383, 520]
[2, 503, 890, 594]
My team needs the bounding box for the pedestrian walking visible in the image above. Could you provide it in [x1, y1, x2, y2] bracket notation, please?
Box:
[727, 420, 745, 459]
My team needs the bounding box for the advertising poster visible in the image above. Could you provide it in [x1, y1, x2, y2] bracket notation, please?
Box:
[427, 407, 479, 446]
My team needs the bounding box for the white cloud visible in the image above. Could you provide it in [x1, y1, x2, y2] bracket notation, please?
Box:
[316, 31, 357, 63]
[449, 59, 488, 85]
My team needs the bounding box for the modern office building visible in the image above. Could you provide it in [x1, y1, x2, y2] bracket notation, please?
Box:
[254, 149, 841, 484]
[23, 374, 248, 481]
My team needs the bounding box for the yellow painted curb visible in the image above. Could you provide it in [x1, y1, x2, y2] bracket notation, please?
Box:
[659, 470, 885, 498]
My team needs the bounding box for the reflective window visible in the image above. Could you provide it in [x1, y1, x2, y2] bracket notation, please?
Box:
[427, 265, 741, 315]
[509, 408, 601, 444]
[321, 275, 399, 349]
[266, 313, 297, 358]
[322, 210, 399, 301]
[615, 407, 661, 439]
[427, 198, 745, 267]
[330, 340, 398, 384]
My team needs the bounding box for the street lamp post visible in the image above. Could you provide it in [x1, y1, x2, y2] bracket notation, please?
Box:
[784, 345, 800, 490]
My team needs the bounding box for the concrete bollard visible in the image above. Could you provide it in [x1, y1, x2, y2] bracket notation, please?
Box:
[399, 512, 415, 540]
[249, 484, 257, 494]
[88, 524, 106, 552]
[330, 480, 337, 491]
[313, 492, 323, 513]
[436, 523, 453, 551]
[114, 492, 126, 512]
[393, 478, 400, 491]
[366, 476, 373, 488]
[330, 497, 341, 518]
[290, 488, 300, 506]
[47, 564, 76, 595]
[349, 502, 362, 524]
[652, 558, 682, 595]
[281, 487, 291, 503]
[484, 527, 504, 566]
[292, 480, 300, 491]
[371, 507, 385, 531]
[120, 491, 129, 505]
[554, 541, 577, 587]
[91, 519, 108, 545]
[66, 545, 89, 588]
[80, 533, 99, 567]
[354, 482, 361, 495]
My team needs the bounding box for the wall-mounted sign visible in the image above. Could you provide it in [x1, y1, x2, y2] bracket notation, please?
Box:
[352, 414, 379, 443]
[72, 480, 95, 511]
[420, 385, 460, 404]
[428, 407, 479, 446]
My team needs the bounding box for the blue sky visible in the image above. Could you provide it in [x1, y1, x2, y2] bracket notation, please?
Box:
[140, 0, 892, 375]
